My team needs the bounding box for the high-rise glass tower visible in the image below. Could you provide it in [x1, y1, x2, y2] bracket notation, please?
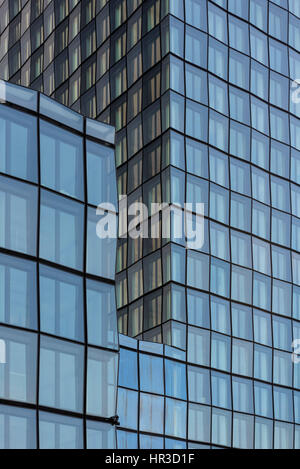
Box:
[1, 0, 300, 450]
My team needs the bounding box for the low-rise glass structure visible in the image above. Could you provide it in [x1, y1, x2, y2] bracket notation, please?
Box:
[0, 80, 119, 449]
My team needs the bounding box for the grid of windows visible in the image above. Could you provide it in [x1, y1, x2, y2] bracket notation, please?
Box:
[0, 80, 119, 449]
[117, 334, 300, 449]
[1, 0, 300, 450]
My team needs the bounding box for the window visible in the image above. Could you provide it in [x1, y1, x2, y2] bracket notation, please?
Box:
[39, 412, 83, 449]
[40, 120, 84, 200]
[250, 0, 267, 31]
[211, 372, 231, 409]
[0, 176, 37, 256]
[210, 222, 229, 261]
[229, 16, 249, 54]
[231, 266, 252, 304]
[86, 279, 118, 349]
[188, 326, 210, 366]
[186, 64, 207, 105]
[139, 393, 164, 434]
[269, 38, 288, 75]
[272, 210, 290, 247]
[185, 0, 207, 31]
[232, 377, 253, 413]
[254, 382, 273, 418]
[232, 304, 252, 340]
[229, 49, 249, 89]
[165, 359, 186, 400]
[165, 398, 187, 439]
[189, 404, 210, 443]
[87, 348, 118, 418]
[86, 421, 116, 449]
[212, 408, 232, 447]
[231, 231, 251, 268]
[230, 87, 250, 125]
[188, 366, 211, 404]
[118, 348, 138, 390]
[230, 159, 250, 196]
[254, 344, 272, 382]
[269, 3, 288, 43]
[209, 76, 228, 115]
[0, 326, 37, 404]
[0, 405, 36, 449]
[87, 140, 117, 208]
[211, 332, 231, 371]
[185, 26, 207, 68]
[139, 354, 164, 395]
[39, 265, 84, 341]
[0, 106, 37, 182]
[40, 190, 84, 270]
[186, 139, 208, 178]
[271, 141, 290, 178]
[231, 193, 251, 232]
[209, 111, 228, 151]
[209, 37, 228, 79]
[39, 336, 84, 413]
[0, 254, 37, 329]
[208, 3, 228, 43]
[186, 100, 208, 142]
[187, 290, 210, 328]
[187, 251, 209, 291]
[251, 60, 269, 101]
[252, 167, 270, 205]
[87, 207, 117, 280]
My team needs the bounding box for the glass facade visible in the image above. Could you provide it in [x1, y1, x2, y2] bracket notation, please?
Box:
[0, 0, 300, 450]
[0, 80, 119, 449]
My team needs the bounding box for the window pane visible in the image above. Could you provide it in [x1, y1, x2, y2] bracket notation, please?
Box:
[0, 404, 36, 449]
[0, 175, 37, 255]
[86, 279, 118, 349]
[40, 190, 84, 270]
[87, 348, 118, 418]
[0, 253, 37, 329]
[40, 120, 84, 200]
[39, 336, 84, 413]
[0, 106, 37, 182]
[39, 412, 83, 449]
[0, 326, 37, 404]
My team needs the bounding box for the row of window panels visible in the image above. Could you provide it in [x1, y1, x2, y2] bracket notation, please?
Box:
[8, 402, 300, 449]
[4, 0, 300, 81]
[0, 404, 116, 449]
[116, 170, 300, 238]
[4, 8, 300, 103]
[116, 208, 300, 266]
[54, 53, 300, 122]
[117, 285, 300, 341]
[116, 242, 300, 308]
[0, 105, 117, 206]
[0, 0, 105, 35]
[111, 104, 300, 179]
[117, 417, 300, 450]
[116, 132, 300, 199]
[119, 325, 300, 387]
[5, 0, 300, 56]
[0, 325, 118, 416]
[109, 92, 300, 153]
[117, 230, 300, 298]
[97, 57, 300, 124]
[118, 386, 300, 438]
[0, 251, 118, 347]
[0, 178, 117, 279]
[119, 343, 300, 393]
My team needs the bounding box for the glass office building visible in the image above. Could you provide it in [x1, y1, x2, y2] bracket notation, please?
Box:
[0, 80, 119, 449]
[1, 0, 300, 449]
